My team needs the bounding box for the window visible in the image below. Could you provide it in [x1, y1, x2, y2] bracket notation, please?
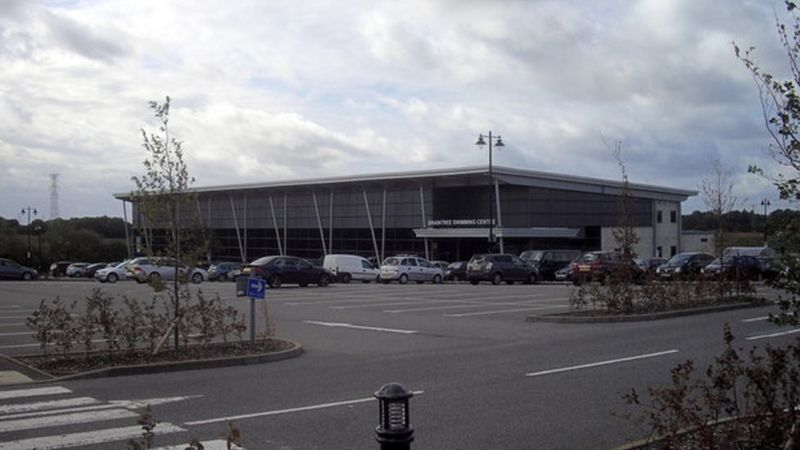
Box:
[670, 246, 677, 257]
[361, 260, 373, 269]
[670, 211, 677, 223]
[656, 246, 663, 257]
[657, 210, 663, 223]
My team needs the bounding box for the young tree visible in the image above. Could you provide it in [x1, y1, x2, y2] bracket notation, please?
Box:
[132, 96, 207, 350]
[699, 158, 739, 257]
[736, 1, 800, 324]
[612, 143, 640, 261]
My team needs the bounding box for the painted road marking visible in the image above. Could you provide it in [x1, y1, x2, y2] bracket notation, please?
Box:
[0, 408, 138, 433]
[0, 396, 98, 415]
[1, 404, 117, 421]
[742, 316, 770, 323]
[332, 299, 466, 310]
[0, 339, 108, 350]
[186, 390, 424, 426]
[384, 300, 562, 313]
[526, 350, 680, 377]
[746, 328, 800, 341]
[0, 323, 28, 327]
[0, 331, 37, 337]
[444, 304, 567, 317]
[302, 320, 418, 334]
[155, 440, 245, 450]
[0, 423, 185, 450]
[0, 386, 71, 400]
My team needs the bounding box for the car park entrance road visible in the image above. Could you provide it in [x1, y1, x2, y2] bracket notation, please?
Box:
[0, 280, 793, 449]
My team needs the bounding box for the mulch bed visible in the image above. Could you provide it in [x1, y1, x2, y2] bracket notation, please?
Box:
[16, 339, 293, 377]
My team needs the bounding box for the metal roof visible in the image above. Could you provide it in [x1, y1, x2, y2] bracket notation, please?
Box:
[114, 165, 697, 201]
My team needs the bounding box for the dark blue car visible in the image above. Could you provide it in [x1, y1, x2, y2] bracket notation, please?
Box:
[240, 255, 334, 288]
[0, 258, 38, 280]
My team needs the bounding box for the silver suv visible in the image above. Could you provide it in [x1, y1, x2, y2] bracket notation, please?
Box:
[379, 255, 444, 284]
[128, 257, 208, 284]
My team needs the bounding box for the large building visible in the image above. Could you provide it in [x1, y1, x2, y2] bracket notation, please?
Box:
[115, 166, 696, 263]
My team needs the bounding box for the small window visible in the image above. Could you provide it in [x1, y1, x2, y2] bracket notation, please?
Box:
[656, 246, 663, 258]
[700, 238, 708, 243]
[657, 211, 663, 223]
[670, 246, 677, 257]
[670, 211, 677, 223]
[402, 258, 417, 267]
[418, 259, 432, 268]
[361, 260, 373, 269]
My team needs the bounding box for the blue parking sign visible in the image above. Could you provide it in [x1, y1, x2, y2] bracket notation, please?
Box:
[247, 277, 267, 300]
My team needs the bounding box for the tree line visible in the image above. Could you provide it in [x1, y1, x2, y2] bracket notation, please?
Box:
[682, 208, 800, 233]
[0, 216, 130, 271]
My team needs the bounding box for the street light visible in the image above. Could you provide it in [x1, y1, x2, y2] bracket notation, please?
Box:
[475, 132, 504, 252]
[761, 198, 771, 244]
[20, 207, 37, 265]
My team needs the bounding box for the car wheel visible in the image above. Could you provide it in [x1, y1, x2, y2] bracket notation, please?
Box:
[268, 274, 282, 288]
[470, 279, 479, 285]
[491, 273, 502, 285]
[191, 272, 203, 284]
[22, 272, 32, 281]
[341, 273, 351, 284]
[399, 274, 409, 284]
[107, 273, 118, 283]
[433, 274, 443, 284]
[149, 272, 161, 281]
[318, 274, 330, 287]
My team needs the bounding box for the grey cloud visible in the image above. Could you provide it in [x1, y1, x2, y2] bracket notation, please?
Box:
[44, 11, 128, 62]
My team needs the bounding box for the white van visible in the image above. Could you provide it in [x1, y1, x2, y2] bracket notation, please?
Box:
[323, 254, 379, 283]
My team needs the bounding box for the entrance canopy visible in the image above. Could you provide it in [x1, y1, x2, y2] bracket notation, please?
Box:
[413, 227, 581, 239]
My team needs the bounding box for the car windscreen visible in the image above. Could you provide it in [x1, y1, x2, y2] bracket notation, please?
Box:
[470, 255, 489, 263]
[665, 254, 692, 266]
[520, 251, 544, 262]
[580, 253, 600, 263]
[251, 256, 278, 266]
[447, 262, 463, 269]
[382, 257, 400, 266]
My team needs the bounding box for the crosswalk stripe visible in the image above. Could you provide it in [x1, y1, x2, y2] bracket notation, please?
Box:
[0, 403, 115, 421]
[154, 440, 244, 450]
[0, 408, 137, 433]
[0, 397, 99, 415]
[0, 387, 71, 401]
[0, 423, 185, 450]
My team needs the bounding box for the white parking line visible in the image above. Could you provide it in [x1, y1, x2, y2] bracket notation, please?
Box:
[332, 300, 467, 310]
[302, 320, 418, 334]
[525, 350, 680, 377]
[185, 390, 424, 426]
[385, 301, 550, 313]
[444, 305, 567, 317]
[741, 316, 770, 323]
[0, 408, 138, 433]
[0, 331, 35, 337]
[0, 396, 99, 415]
[0, 323, 27, 328]
[746, 329, 800, 341]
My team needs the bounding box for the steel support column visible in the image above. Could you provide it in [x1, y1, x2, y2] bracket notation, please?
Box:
[283, 194, 288, 256]
[122, 200, 132, 259]
[243, 194, 248, 262]
[381, 187, 387, 262]
[363, 190, 381, 264]
[230, 196, 245, 263]
[419, 185, 430, 260]
[269, 196, 283, 256]
[329, 192, 334, 254]
[494, 180, 503, 254]
[312, 192, 328, 255]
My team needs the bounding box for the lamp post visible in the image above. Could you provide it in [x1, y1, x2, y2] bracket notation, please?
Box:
[34, 224, 43, 273]
[761, 198, 771, 245]
[475, 132, 504, 252]
[20, 207, 37, 265]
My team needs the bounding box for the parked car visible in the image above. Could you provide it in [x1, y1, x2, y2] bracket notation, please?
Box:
[95, 260, 131, 283]
[431, 260, 450, 271]
[241, 255, 334, 288]
[724, 247, 781, 279]
[467, 253, 540, 285]
[83, 263, 108, 278]
[208, 262, 241, 281]
[444, 261, 467, 281]
[379, 255, 444, 284]
[129, 257, 208, 284]
[0, 258, 38, 280]
[569, 251, 642, 284]
[655, 252, 715, 280]
[554, 264, 573, 282]
[521, 249, 582, 281]
[702, 255, 763, 281]
[65, 262, 90, 277]
[636, 257, 667, 275]
[49, 261, 71, 277]
[323, 254, 379, 283]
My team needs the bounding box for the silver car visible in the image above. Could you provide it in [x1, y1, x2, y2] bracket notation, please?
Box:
[129, 257, 208, 284]
[95, 260, 131, 283]
[379, 256, 444, 284]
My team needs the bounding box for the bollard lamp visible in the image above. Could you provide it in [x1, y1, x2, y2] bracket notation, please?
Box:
[375, 383, 414, 449]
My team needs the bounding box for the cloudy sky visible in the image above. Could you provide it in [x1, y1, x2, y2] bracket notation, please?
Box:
[0, 0, 795, 220]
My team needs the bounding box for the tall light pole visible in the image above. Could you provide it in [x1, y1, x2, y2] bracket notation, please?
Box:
[761, 198, 771, 245]
[475, 132, 504, 252]
[20, 207, 37, 265]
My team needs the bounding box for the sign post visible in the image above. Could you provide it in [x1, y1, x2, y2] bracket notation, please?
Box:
[245, 277, 266, 346]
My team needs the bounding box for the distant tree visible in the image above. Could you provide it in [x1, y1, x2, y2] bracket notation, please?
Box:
[611, 143, 639, 260]
[700, 158, 739, 256]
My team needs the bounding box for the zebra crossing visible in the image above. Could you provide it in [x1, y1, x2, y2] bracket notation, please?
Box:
[0, 386, 243, 449]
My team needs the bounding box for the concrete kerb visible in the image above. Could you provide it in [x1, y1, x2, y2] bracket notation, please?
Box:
[0, 339, 303, 387]
[526, 301, 767, 324]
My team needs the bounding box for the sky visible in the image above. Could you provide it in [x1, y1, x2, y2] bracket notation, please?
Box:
[0, 0, 796, 221]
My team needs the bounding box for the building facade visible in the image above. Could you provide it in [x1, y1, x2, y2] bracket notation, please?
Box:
[116, 166, 696, 263]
